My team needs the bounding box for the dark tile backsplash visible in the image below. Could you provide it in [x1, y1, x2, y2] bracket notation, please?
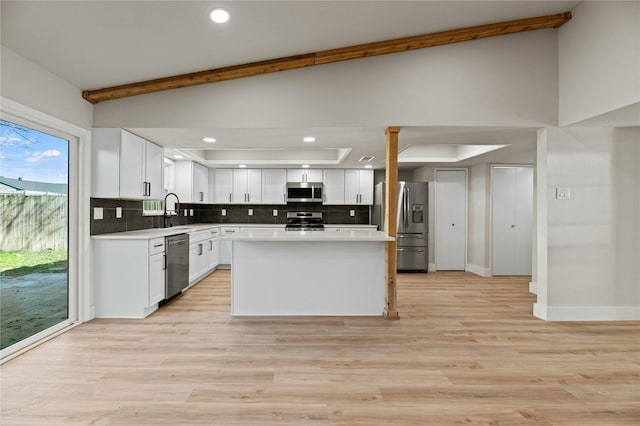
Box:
[90, 198, 370, 235]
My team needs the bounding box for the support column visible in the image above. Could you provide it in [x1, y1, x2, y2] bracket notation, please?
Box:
[384, 126, 400, 320]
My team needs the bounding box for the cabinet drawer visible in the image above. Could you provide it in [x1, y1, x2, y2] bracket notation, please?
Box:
[149, 238, 165, 255]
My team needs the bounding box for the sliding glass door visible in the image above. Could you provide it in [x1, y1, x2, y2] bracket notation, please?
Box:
[0, 118, 75, 354]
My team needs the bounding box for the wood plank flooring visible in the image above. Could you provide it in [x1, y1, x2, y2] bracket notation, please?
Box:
[1, 271, 638, 425]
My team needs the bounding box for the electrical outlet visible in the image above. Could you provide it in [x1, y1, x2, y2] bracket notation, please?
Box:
[350, 210, 355, 217]
[190, 209, 194, 216]
[248, 209, 253, 216]
[556, 187, 571, 200]
[272, 209, 278, 216]
[93, 207, 103, 220]
[183, 209, 187, 216]
[115, 207, 122, 219]
[222, 209, 226, 216]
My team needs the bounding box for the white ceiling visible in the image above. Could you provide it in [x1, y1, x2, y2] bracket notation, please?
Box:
[1, 1, 577, 169]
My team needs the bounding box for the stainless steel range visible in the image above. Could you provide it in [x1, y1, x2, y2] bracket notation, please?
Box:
[285, 211, 325, 231]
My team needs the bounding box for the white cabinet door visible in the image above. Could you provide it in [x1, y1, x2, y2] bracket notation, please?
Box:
[232, 169, 249, 203]
[262, 169, 287, 204]
[435, 169, 467, 271]
[247, 169, 262, 204]
[220, 227, 239, 264]
[189, 241, 207, 283]
[344, 170, 373, 205]
[119, 130, 145, 198]
[145, 141, 164, 199]
[232, 169, 262, 203]
[287, 169, 322, 183]
[148, 252, 165, 305]
[323, 169, 345, 205]
[213, 169, 233, 204]
[192, 163, 209, 203]
[359, 170, 374, 205]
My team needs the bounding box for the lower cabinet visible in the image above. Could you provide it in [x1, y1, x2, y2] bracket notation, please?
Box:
[93, 237, 166, 319]
[188, 227, 219, 285]
[219, 227, 239, 266]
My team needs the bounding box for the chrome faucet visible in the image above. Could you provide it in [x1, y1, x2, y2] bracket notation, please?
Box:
[163, 192, 180, 228]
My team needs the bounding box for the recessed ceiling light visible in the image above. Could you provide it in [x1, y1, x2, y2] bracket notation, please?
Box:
[203, 137, 216, 143]
[238, 164, 247, 168]
[173, 155, 183, 159]
[301, 164, 310, 168]
[303, 136, 316, 143]
[209, 8, 230, 24]
[364, 165, 373, 169]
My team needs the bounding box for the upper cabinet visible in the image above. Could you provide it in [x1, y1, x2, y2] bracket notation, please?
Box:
[174, 161, 210, 203]
[322, 169, 345, 205]
[212, 169, 233, 204]
[262, 169, 287, 205]
[344, 169, 374, 205]
[287, 169, 323, 183]
[232, 169, 262, 204]
[92, 128, 163, 199]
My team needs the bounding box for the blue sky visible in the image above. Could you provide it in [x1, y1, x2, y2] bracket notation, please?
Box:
[0, 120, 68, 184]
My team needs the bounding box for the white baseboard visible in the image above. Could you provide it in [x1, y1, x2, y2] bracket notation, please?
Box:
[534, 304, 640, 321]
[465, 263, 491, 277]
[529, 281, 537, 294]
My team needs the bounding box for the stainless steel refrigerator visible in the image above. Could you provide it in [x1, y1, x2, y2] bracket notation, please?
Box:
[373, 181, 428, 272]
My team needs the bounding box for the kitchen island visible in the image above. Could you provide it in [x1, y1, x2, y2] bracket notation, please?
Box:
[225, 229, 394, 316]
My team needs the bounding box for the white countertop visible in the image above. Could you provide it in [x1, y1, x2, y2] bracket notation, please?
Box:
[91, 223, 376, 240]
[225, 229, 393, 242]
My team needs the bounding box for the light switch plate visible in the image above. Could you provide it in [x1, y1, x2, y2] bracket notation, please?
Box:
[248, 209, 254, 216]
[183, 209, 187, 216]
[115, 207, 122, 219]
[272, 209, 278, 216]
[350, 210, 355, 217]
[190, 209, 194, 216]
[556, 187, 571, 200]
[222, 209, 226, 216]
[93, 207, 103, 220]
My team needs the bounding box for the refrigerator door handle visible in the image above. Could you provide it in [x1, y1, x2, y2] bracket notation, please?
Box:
[404, 186, 410, 229]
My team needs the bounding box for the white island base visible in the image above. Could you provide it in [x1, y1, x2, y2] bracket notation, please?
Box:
[229, 230, 392, 316]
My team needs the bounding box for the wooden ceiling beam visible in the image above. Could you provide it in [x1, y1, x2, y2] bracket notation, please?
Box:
[82, 12, 571, 104]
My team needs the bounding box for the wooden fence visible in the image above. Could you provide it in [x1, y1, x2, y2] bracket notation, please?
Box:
[0, 194, 68, 252]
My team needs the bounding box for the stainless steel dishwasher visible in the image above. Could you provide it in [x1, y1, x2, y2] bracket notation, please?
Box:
[165, 233, 189, 299]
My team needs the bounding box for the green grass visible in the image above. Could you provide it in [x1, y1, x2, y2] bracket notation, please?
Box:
[0, 250, 68, 275]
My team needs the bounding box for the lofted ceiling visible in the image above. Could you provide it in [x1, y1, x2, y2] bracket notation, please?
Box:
[1, 1, 579, 169]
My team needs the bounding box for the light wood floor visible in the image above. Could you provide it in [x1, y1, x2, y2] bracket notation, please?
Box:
[1, 271, 639, 425]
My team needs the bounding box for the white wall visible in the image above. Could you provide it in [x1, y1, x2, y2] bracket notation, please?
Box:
[559, 1, 640, 125]
[535, 126, 640, 320]
[0, 46, 93, 129]
[93, 30, 559, 128]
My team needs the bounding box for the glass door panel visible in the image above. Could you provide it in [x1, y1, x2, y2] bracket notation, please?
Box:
[0, 120, 69, 350]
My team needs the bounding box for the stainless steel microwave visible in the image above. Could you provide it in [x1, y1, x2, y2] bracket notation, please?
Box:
[286, 182, 323, 203]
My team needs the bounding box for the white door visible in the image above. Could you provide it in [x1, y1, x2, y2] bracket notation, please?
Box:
[232, 169, 248, 203]
[358, 170, 374, 205]
[192, 163, 209, 203]
[344, 170, 359, 204]
[119, 130, 145, 198]
[145, 141, 164, 199]
[492, 166, 533, 275]
[435, 169, 467, 270]
[148, 252, 165, 305]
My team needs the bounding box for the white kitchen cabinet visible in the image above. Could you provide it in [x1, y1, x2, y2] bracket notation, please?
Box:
[212, 169, 233, 204]
[92, 128, 164, 199]
[344, 169, 374, 205]
[287, 168, 323, 183]
[174, 161, 210, 203]
[322, 169, 345, 205]
[262, 169, 287, 205]
[232, 169, 262, 204]
[219, 227, 239, 267]
[93, 237, 166, 318]
[188, 227, 219, 285]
